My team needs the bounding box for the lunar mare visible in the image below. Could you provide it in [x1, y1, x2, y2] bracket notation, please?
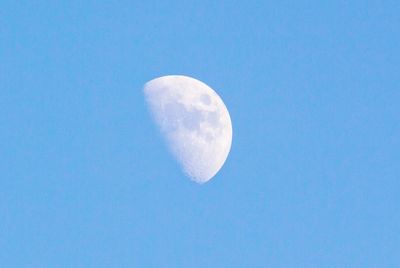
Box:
[144, 75, 232, 184]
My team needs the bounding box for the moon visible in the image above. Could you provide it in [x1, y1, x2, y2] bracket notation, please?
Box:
[143, 75, 233, 184]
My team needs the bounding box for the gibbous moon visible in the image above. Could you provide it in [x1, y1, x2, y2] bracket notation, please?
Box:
[144, 75, 232, 184]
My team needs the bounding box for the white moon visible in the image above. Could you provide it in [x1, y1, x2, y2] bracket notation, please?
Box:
[144, 75, 232, 184]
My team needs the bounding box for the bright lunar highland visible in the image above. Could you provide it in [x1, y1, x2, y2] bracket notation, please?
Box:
[144, 75, 232, 184]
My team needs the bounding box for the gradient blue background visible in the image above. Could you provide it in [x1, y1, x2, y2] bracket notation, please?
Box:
[1, 1, 399, 267]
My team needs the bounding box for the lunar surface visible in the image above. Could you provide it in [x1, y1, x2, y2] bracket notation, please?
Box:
[144, 75, 232, 184]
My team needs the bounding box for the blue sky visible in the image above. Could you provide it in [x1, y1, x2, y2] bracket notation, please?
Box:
[1, 1, 399, 267]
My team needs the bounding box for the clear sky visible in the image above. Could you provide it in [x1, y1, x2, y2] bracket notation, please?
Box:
[1, 1, 399, 267]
